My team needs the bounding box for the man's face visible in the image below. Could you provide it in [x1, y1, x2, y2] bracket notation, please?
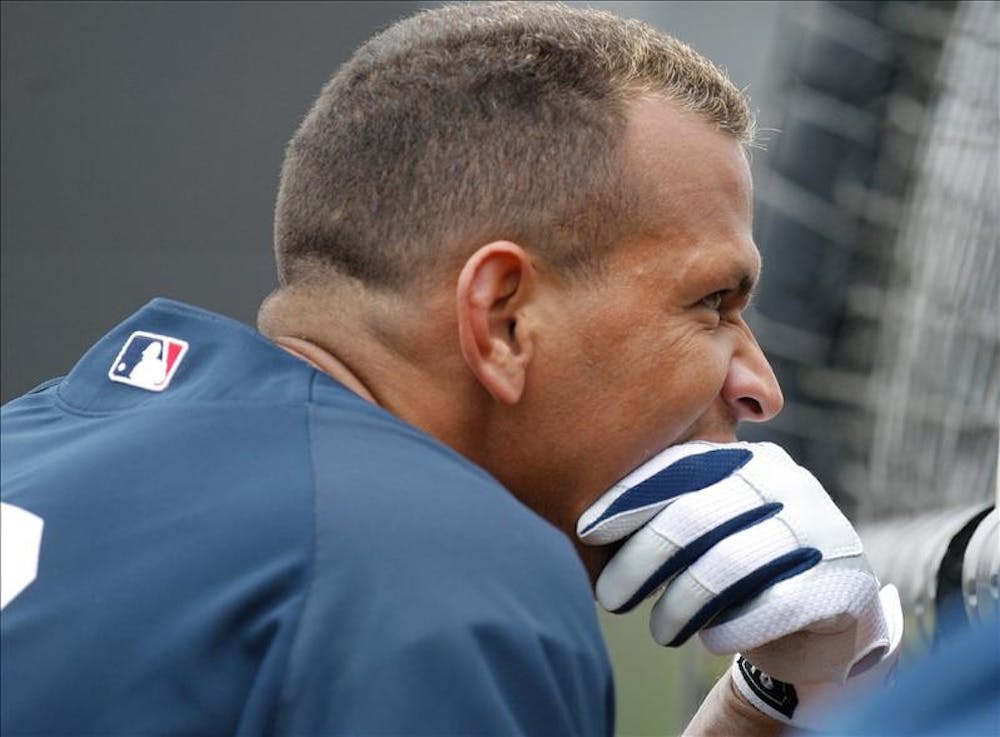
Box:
[514, 97, 783, 545]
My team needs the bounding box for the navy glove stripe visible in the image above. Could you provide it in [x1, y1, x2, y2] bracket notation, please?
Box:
[612, 502, 783, 614]
[665, 546, 823, 647]
[582, 448, 753, 536]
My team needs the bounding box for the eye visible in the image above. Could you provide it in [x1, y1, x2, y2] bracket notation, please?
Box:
[700, 291, 725, 312]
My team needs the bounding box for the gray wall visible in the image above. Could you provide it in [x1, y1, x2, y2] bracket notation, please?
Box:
[1, 1, 413, 400]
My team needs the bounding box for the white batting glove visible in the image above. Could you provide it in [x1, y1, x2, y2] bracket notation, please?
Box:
[577, 440, 903, 726]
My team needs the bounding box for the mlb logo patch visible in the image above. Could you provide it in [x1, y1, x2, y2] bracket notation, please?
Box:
[108, 331, 189, 392]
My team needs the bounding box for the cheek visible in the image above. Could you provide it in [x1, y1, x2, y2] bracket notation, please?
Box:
[548, 322, 731, 442]
[649, 332, 731, 416]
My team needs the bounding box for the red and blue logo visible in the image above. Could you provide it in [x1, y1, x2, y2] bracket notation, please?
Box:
[108, 331, 189, 392]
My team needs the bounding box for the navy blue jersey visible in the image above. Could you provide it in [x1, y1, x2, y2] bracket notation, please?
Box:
[1, 298, 613, 736]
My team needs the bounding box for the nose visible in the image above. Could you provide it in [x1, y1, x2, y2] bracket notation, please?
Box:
[721, 327, 784, 423]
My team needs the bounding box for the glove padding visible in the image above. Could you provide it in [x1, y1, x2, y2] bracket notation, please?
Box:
[577, 441, 892, 685]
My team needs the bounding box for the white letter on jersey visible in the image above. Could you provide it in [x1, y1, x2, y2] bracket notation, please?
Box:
[1, 502, 45, 610]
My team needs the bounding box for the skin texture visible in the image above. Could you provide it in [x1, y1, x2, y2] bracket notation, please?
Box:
[683, 670, 784, 737]
[260, 95, 785, 736]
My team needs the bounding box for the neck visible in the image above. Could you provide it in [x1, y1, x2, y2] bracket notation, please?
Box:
[273, 335, 378, 403]
[258, 283, 483, 459]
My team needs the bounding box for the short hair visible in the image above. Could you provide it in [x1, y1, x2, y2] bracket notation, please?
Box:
[274, 1, 754, 290]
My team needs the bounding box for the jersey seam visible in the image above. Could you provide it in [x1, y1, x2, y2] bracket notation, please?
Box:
[268, 371, 323, 734]
[48, 394, 321, 418]
[22, 376, 64, 395]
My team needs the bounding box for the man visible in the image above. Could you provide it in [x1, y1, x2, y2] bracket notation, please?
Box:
[1, 3, 890, 735]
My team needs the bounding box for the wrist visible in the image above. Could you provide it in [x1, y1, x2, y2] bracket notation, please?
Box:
[726, 669, 788, 734]
[683, 670, 784, 737]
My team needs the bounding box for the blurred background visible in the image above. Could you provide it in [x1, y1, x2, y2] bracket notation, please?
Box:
[3, 2, 997, 734]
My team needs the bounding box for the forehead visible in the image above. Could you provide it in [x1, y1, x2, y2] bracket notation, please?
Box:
[617, 96, 759, 280]
[625, 97, 752, 225]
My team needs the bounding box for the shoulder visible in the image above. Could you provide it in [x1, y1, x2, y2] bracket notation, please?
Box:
[307, 386, 595, 614]
[276, 391, 613, 735]
[0, 307, 324, 734]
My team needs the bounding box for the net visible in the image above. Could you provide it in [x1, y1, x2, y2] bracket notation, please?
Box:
[750, 0, 997, 522]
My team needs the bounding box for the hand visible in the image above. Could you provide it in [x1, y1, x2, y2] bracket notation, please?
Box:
[577, 441, 899, 689]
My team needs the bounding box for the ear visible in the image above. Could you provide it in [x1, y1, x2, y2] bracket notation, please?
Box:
[456, 241, 536, 405]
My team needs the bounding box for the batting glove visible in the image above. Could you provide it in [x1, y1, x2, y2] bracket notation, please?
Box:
[577, 441, 903, 728]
